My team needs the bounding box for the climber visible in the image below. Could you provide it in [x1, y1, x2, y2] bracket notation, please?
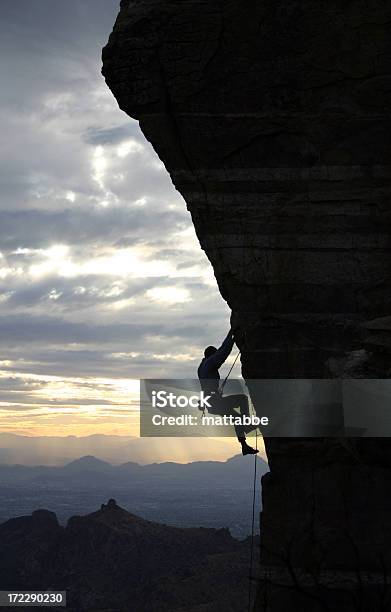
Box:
[198, 329, 259, 455]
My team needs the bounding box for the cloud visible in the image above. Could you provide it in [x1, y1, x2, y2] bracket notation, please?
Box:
[0, 204, 188, 249]
[83, 124, 139, 146]
[0, 0, 235, 438]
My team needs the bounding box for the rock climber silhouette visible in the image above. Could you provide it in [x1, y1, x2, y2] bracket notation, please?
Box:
[198, 329, 259, 455]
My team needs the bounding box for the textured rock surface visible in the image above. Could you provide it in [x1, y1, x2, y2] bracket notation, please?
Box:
[102, 1, 391, 609]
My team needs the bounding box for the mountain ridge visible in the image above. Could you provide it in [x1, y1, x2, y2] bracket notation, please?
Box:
[0, 501, 254, 611]
[0, 453, 266, 538]
[0, 432, 243, 465]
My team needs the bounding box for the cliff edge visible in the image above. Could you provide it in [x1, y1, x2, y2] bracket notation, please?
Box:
[102, 2, 391, 609]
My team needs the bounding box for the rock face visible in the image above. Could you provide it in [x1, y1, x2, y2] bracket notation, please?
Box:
[102, 1, 391, 609]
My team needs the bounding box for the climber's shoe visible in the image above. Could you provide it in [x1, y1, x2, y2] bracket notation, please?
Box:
[241, 443, 259, 456]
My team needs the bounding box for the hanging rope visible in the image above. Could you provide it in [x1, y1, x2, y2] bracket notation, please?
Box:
[213, 345, 259, 610]
[248, 428, 258, 612]
[219, 350, 241, 395]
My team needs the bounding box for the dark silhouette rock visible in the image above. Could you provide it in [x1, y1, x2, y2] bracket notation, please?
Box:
[0, 503, 251, 611]
[0, 509, 63, 590]
[102, 2, 391, 609]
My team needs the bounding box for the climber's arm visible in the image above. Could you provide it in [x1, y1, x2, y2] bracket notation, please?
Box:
[207, 329, 235, 369]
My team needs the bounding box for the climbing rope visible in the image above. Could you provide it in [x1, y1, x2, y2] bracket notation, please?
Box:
[219, 350, 241, 395]
[200, 350, 240, 417]
[248, 427, 258, 612]
[215, 345, 259, 609]
[218, 347, 258, 611]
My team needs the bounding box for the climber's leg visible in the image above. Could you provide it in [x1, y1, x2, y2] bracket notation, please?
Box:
[238, 436, 259, 455]
[232, 393, 257, 433]
[212, 394, 259, 455]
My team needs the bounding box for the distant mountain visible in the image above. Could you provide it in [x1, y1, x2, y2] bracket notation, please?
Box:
[0, 453, 269, 488]
[0, 454, 267, 538]
[0, 501, 255, 611]
[0, 433, 241, 465]
[61, 455, 114, 474]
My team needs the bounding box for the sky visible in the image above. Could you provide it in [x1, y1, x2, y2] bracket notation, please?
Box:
[0, 0, 243, 450]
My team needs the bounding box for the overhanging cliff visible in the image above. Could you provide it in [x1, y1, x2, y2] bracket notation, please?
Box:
[102, 1, 391, 609]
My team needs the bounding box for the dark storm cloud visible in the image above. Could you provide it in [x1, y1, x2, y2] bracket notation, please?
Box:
[0, 377, 45, 392]
[0, 204, 188, 250]
[0, 404, 44, 412]
[0, 393, 116, 406]
[0, 315, 156, 345]
[83, 124, 139, 146]
[0, 314, 206, 351]
[0, 0, 120, 108]
[3, 275, 166, 311]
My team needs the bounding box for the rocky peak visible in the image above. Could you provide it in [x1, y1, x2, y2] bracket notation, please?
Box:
[0, 503, 249, 611]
